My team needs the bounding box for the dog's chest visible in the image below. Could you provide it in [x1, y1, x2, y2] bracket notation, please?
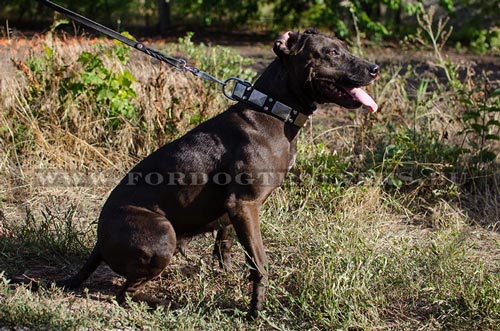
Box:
[287, 153, 297, 170]
[287, 139, 298, 170]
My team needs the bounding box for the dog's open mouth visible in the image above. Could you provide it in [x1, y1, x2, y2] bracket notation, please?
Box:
[316, 79, 378, 113]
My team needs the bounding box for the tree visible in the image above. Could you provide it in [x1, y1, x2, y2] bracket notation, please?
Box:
[157, 0, 171, 33]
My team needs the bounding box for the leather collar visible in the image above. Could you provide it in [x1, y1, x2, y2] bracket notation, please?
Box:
[231, 81, 313, 127]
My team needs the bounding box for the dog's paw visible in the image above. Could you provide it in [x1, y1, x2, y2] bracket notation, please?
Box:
[246, 309, 258, 320]
[246, 306, 264, 320]
[55, 277, 80, 289]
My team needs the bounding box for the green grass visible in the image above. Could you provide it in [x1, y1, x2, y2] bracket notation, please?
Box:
[1, 177, 499, 330]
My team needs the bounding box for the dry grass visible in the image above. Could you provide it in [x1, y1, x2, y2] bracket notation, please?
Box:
[0, 31, 499, 330]
[1, 34, 232, 171]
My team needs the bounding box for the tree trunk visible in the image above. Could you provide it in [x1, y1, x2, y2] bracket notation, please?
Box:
[157, 0, 171, 33]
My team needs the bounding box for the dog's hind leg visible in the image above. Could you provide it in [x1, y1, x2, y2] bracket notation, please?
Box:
[109, 213, 177, 308]
[116, 278, 155, 305]
[115, 251, 174, 308]
[56, 245, 102, 289]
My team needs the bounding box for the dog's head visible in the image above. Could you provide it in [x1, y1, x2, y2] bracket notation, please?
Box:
[274, 29, 378, 112]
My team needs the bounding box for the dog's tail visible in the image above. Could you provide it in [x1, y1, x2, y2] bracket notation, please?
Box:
[56, 244, 102, 289]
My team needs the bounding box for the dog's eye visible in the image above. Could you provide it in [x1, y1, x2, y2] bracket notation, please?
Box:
[326, 48, 339, 57]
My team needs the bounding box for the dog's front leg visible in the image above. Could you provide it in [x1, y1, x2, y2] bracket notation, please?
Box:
[225, 193, 268, 318]
[213, 224, 235, 270]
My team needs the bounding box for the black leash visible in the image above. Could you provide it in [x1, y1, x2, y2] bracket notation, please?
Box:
[36, 0, 310, 127]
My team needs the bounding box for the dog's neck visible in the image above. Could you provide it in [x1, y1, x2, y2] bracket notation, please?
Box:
[253, 58, 317, 117]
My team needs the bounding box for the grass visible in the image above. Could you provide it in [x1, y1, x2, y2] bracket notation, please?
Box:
[0, 26, 499, 330]
[1, 180, 499, 330]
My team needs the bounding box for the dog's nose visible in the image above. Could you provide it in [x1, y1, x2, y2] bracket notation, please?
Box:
[368, 64, 379, 77]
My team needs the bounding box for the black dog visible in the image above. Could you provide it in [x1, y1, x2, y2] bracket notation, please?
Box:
[58, 29, 378, 318]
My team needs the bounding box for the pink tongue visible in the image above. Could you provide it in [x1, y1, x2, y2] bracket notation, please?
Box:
[346, 87, 378, 113]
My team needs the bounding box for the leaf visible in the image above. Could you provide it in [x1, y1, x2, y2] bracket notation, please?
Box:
[43, 44, 53, 58]
[462, 111, 480, 121]
[440, 0, 455, 12]
[485, 134, 500, 140]
[477, 149, 497, 162]
[51, 19, 70, 30]
[471, 123, 486, 133]
[487, 119, 500, 127]
[459, 98, 473, 106]
[388, 175, 403, 189]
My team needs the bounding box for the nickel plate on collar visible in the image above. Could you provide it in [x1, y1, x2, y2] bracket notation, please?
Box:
[232, 82, 248, 99]
[271, 102, 292, 121]
[248, 90, 267, 107]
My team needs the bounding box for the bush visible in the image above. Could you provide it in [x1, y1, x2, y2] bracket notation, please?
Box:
[6, 32, 256, 167]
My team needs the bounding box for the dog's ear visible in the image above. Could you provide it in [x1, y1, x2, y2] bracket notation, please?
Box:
[303, 28, 318, 35]
[273, 31, 300, 58]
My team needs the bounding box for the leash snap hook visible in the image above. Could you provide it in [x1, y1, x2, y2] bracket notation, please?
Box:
[176, 59, 187, 72]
